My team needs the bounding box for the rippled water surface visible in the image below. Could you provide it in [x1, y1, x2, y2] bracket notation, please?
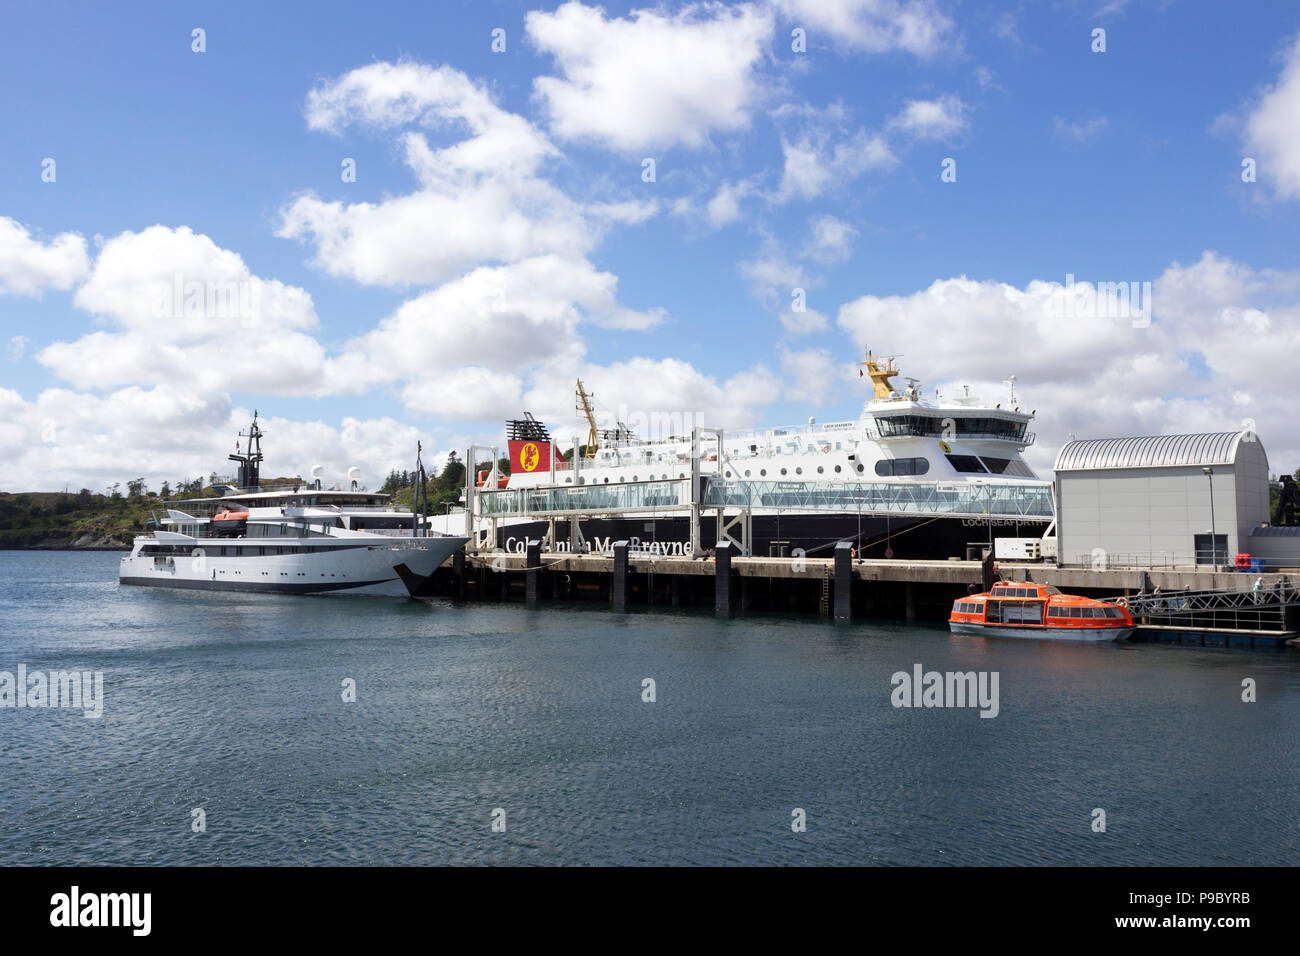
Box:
[1, 551, 1297, 865]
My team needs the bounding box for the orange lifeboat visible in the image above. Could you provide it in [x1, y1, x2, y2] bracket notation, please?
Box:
[475, 470, 510, 489]
[949, 581, 1134, 642]
[210, 509, 250, 537]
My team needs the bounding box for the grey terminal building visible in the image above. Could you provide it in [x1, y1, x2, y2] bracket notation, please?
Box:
[1053, 431, 1276, 569]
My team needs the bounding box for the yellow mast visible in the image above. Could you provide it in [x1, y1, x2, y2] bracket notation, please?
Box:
[860, 349, 902, 400]
[575, 379, 598, 457]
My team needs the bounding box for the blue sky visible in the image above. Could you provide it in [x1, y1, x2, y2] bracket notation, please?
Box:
[2, 0, 1299, 490]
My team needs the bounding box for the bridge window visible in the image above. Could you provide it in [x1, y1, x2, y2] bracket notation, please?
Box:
[945, 454, 987, 473]
[980, 456, 1035, 477]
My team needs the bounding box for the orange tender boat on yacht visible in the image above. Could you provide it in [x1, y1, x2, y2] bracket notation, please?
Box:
[950, 582, 1135, 642]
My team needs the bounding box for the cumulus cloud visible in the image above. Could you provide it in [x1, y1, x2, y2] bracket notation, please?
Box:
[522, 358, 780, 439]
[278, 60, 625, 287]
[37, 226, 325, 396]
[0, 217, 90, 297]
[769, 0, 956, 58]
[1241, 34, 1300, 201]
[887, 94, 969, 141]
[526, 1, 773, 152]
[837, 252, 1300, 475]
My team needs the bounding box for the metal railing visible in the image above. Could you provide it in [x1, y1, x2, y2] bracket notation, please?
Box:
[1102, 582, 1300, 633]
[703, 479, 1055, 518]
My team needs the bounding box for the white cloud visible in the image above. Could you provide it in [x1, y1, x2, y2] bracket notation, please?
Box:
[887, 94, 969, 141]
[1241, 34, 1300, 201]
[802, 214, 858, 265]
[770, 0, 955, 58]
[526, 1, 774, 152]
[279, 61, 617, 287]
[775, 125, 895, 202]
[704, 180, 754, 228]
[0, 217, 90, 297]
[779, 345, 846, 404]
[0, 384, 441, 497]
[324, 254, 663, 400]
[836, 252, 1300, 475]
[41, 226, 326, 395]
[1053, 115, 1110, 141]
[523, 358, 780, 438]
[7, 335, 28, 361]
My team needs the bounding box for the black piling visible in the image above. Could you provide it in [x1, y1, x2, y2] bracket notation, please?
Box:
[834, 541, 852, 621]
[611, 540, 629, 612]
[453, 550, 466, 598]
[715, 542, 732, 616]
[525, 539, 540, 607]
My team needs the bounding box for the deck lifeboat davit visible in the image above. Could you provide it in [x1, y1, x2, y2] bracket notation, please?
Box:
[950, 582, 1134, 642]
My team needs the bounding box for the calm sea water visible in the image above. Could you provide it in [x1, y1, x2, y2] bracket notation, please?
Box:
[0, 550, 1297, 866]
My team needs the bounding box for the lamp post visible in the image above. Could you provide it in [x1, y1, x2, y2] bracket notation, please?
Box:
[1202, 466, 1217, 571]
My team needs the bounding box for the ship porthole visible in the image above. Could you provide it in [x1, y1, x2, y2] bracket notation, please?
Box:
[745, 470, 751, 477]
[834, 465, 841, 473]
[795, 467, 803, 475]
[760, 469, 766, 476]
[817, 466, 824, 474]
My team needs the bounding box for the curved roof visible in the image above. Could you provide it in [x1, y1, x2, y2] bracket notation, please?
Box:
[1054, 432, 1252, 472]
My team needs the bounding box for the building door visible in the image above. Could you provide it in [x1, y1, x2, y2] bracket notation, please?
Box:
[1193, 533, 1227, 566]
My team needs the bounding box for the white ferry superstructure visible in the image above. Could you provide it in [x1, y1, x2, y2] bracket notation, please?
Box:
[433, 352, 1055, 559]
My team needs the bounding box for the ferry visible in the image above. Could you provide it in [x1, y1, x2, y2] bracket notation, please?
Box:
[430, 350, 1056, 560]
[949, 582, 1135, 642]
[119, 413, 467, 597]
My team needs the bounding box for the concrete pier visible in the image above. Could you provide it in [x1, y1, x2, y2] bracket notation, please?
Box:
[431, 548, 1299, 644]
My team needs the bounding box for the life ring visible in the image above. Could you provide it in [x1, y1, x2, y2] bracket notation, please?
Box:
[884, 548, 894, 559]
[1117, 597, 1129, 609]
[822, 446, 830, 454]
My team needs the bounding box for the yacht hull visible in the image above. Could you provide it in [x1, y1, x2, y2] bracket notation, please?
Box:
[119, 536, 467, 597]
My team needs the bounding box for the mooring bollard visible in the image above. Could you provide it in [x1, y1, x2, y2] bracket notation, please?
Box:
[612, 540, 629, 612]
[834, 541, 852, 621]
[526, 539, 540, 607]
[715, 541, 732, 616]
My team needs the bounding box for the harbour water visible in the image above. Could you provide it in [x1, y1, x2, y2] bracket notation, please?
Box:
[1, 550, 1297, 866]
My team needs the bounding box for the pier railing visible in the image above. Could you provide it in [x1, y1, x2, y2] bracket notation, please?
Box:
[474, 476, 1055, 519]
[702, 479, 1054, 518]
[1102, 582, 1300, 633]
